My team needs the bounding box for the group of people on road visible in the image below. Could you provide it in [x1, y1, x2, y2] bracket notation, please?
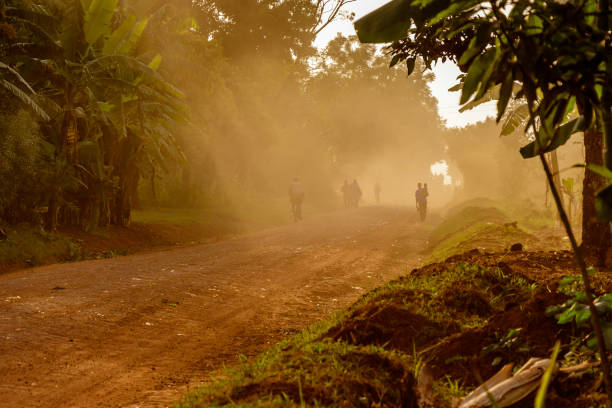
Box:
[289, 177, 430, 222]
[341, 180, 363, 208]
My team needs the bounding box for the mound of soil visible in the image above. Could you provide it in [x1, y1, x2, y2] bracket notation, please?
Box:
[324, 301, 454, 350]
[440, 286, 493, 317]
[325, 248, 612, 407]
[424, 290, 569, 386]
[210, 349, 418, 408]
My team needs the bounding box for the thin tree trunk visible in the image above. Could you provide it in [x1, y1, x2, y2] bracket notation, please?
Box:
[582, 128, 611, 266]
[550, 151, 563, 208]
[46, 193, 58, 231]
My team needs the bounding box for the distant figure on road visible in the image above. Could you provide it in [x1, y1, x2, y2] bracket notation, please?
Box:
[415, 182, 428, 221]
[374, 182, 381, 204]
[351, 179, 362, 208]
[289, 178, 305, 221]
[341, 180, 350, 208]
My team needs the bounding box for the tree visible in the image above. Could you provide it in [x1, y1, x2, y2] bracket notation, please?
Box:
[0, 0, 187, 230]
[353, 0, 612, 401]
[0, 0, 51, 120]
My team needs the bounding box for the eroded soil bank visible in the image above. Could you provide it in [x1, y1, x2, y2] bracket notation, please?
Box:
[178, 248, 612, 407]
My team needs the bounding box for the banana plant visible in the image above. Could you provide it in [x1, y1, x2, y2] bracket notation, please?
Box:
[0, 1, 51, 120]
[29, 0, 187, 228]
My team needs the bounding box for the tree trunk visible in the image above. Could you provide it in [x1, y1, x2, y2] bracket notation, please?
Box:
[582, 128, 611, 266]
[46, 194, 58, 231]
[550, 151, 564, 208]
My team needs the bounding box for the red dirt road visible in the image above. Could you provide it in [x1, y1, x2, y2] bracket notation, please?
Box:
[0, 207, 426, 408]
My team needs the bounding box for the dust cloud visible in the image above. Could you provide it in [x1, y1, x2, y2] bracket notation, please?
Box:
[133, 1, 583, 220]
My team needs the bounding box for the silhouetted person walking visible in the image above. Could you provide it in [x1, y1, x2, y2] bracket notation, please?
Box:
[415, 182, 428, 221]
[289, 178, 305, 221]
[341, 180, 350, 208]
[351, 179, 362, 208]
[374, 182, 381, 204]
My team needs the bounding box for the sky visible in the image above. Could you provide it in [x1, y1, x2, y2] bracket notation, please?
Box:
[314, 0, 497, 128]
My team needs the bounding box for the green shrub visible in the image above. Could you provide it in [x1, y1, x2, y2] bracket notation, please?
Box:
[0, 110, 48, 224]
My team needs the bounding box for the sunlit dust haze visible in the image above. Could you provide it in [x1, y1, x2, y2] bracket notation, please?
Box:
[430, 161, 452, 186]
[123, 0, 581, 222]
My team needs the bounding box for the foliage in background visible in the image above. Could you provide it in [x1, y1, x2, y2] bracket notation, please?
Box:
[0, 110, 47, 224]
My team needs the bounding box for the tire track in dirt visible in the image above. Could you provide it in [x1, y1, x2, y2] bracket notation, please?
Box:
[0, 207, 427, 408]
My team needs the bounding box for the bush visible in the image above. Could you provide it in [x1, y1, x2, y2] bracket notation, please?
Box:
[0, 110, 47, 224]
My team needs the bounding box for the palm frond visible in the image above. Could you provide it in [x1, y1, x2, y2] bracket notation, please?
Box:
[1, 79, 50, 121]
[0, 60, 37, 93]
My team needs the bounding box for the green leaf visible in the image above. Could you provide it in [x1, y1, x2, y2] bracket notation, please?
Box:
[460, 47, 496, 105]
[595, 185, 612, 221]
[406, 57, 416, 75]
[354, 0, 413, 43]
[448, 82, 462, 92]
[148, 54, 162, 71]
[429, 0, 480, 25]
[116, 17, 148, 55]
[525, 14, 543, 36]
[389, 54, 402, 68]
[102, 14, 136, 55]
[83, 0, 119, 45]
[584, 0, 597, 25]
[520, 117, 585, 159]
[458, 24, 490, 66]
[534, 341, 560, 408]
[556, 306, 575, 324]
[587, 164, 612, 181]
[573, 305, 591, 327]
[496, 73, 513, 122]
[501, 103, 529, 136]
[473, 42, 501, 101]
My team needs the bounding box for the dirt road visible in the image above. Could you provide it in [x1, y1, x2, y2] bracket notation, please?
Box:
[0, 207, 427, 408]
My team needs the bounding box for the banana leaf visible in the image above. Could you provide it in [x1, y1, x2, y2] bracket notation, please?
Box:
[83, 0, 119, 45]
[354, 0, 413, 43]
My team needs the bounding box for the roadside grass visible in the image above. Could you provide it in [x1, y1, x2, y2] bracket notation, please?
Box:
[174, 262, 536, 408]
[427, 221, 535, 264]
[428, 206, 509, 246]
[132, 207, 233, 225]
[0, 227, 81, 268]
[425, 200, 560, 264]
[133, 197, 301, 231]
[174, 315, 418, 408]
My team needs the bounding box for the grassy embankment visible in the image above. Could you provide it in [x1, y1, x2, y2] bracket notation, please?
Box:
[0, 201, 287, 271]
[0, 227, 81, 269]
[0, 193, 329, 271]
[175, 200, 597, 408]
[424, 198, 568, 263]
